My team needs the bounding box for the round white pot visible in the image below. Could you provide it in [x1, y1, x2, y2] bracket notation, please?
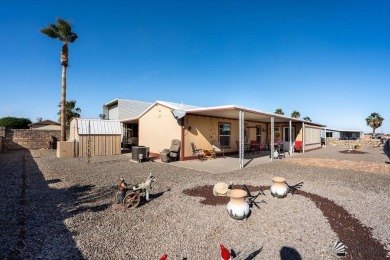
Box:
[270, 177, 289, 198]
[226, 189, 249, 220]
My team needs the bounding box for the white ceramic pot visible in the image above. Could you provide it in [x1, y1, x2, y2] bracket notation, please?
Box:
[270, 177, 289, 198]
[226, 189, 249, 220]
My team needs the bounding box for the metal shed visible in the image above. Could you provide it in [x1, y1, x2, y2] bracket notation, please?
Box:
[69, 118, 122, 157]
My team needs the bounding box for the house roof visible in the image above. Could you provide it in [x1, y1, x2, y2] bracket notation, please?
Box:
[186, 105, 326, 127]
[73, 118, 122, 135]
[29, 120, 60, 126]
[117, 99, 326, 127]
[156, 100, 203, 110]
[121, 100, 203, 123]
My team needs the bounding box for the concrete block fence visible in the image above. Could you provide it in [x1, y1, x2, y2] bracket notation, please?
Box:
[0, 127, 61, 151]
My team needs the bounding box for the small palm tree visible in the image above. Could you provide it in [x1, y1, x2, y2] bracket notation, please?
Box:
[57, 100, 81, 129]
[303, 116, 312, 122]
[365, 112, 384, 135]
[291, 111, 300, 118]
[40, 18, 78, 141]
[275, 108, 284, 115]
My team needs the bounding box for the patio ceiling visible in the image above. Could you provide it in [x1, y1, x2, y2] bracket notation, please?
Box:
[187, 105, 325, 126]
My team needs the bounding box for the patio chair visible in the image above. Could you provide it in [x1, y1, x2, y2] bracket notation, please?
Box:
[278, 142, 286, 159]
[293, 141, 302, 153]
[236, 141, 251, 154]
[191, 143, 205, 161]
[259, 141, 267, 155]
[169, 139, 181, 161]
[202, 149, 216, 160]
[212, 141, 225, 158]
[250, 140, 260, 154]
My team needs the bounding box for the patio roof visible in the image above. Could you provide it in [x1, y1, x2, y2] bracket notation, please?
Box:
[187, 105, 326, 127]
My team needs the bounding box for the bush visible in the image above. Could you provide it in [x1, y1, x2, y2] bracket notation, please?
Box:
[0, 117, 32, 129]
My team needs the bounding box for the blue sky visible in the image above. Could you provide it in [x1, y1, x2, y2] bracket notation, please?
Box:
[1, 1, 389, 133]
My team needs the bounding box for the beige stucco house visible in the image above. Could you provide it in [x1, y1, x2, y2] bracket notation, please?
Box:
[119, 100, 325, 165]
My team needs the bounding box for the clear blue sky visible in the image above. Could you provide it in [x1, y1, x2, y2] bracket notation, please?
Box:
[1, 0, 389, 133]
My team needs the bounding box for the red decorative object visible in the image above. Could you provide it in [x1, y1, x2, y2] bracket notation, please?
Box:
[159, 254, 168, 260]
[220, 244, 231, 260]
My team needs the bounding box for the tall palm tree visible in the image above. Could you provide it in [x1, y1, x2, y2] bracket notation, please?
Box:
[291, 111, 300, 118]
[365, 112, 384, 135]
[40, 18, 78, 141]
[275, 108, 284, 115]
[303, 116, 312, 122]
[57, 100, 81, 129]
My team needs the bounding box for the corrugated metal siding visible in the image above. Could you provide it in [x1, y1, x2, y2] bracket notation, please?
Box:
[118, 100, 152, 120]
[77, 119, 122, 135]
[78, 135, 121, 156]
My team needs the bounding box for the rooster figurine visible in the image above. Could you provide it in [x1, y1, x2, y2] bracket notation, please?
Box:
[220, 244, 232, 260]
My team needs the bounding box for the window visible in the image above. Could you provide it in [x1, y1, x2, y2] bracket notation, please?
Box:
[256, 126, 262, 144]
[219, 123, 231, 147]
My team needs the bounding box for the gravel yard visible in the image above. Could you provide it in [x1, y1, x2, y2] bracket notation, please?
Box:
[1, 146, 389, 259]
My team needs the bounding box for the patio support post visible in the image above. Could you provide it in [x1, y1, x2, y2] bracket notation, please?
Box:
[180, 122, 185, 161]
[302, 122, 305, 153]
[324, 128, 327, 147]
[271, 116, 274, 161]
[289, 119, 292, 155]
[239, 110, 244, 169]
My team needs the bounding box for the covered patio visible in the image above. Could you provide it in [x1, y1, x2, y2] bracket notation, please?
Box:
[185, 105, 325, 169]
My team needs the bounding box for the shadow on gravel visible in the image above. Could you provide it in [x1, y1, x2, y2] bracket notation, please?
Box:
[0, 150, 114, 259]
[57, 184, 113, 217]
[280, 246, 302, 260]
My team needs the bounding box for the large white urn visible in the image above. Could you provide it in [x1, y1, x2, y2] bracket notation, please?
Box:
[226, 189, 250, 220]
[270, 177, 289, 198]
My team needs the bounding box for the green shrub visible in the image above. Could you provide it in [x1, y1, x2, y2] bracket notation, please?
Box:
[0, 117, 32, 129]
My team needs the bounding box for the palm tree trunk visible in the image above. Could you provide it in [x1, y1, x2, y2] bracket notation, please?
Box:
[61, 65, 67, 141]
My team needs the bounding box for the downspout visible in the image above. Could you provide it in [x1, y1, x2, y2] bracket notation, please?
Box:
[239, 110, 244, 169]
[180, 118, 185, 161]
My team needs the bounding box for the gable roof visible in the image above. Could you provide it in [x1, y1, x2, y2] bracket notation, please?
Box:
[156, 100, 203, 110]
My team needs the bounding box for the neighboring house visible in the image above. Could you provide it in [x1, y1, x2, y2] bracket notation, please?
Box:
[114, 99, 325, 166]
[103, 98, 153, 147]
[29, 120, 61, 130]
[322, 128, 364, 140]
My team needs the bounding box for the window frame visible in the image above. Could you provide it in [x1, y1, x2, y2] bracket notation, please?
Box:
[218, 122, 231, 148]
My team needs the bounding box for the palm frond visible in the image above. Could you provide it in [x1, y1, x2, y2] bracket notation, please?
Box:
[40, 24, 59, 39]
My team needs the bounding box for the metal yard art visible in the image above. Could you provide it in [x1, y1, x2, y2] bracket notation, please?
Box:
[114, 173, 156, 209]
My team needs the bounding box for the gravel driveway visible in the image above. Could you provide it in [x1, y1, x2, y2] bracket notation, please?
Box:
[1, 146, 389, 259]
